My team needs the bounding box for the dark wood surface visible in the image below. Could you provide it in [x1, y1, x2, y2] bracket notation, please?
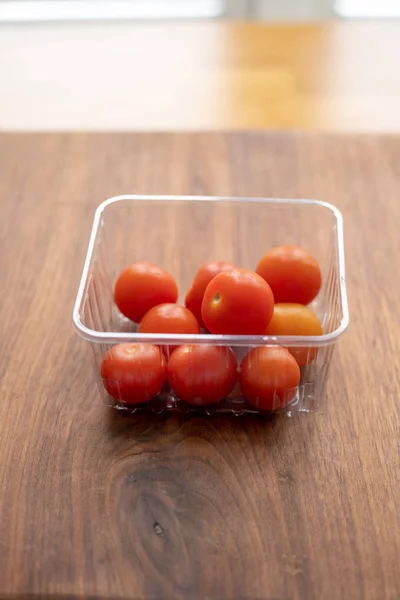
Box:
[0, 132, 399, 600]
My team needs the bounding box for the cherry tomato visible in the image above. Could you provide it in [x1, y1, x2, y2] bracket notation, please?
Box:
[185, 260, 236, 328]
[239, 346, 300, 411]
[265, 303, 323, 366]
[167, 345, 237, 405]
[201, 268, 274, 335]
[101, 343, 166, 404]
[256, 245, 322, 305]
[114, 262, 178, 323]
[139, 303, 200, 335]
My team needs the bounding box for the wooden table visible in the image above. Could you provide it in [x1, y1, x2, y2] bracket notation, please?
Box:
[1, 22, 400, 132]
[0, 131, 399, 599]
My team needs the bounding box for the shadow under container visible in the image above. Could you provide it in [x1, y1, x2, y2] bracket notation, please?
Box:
[73, 195, 349, 416]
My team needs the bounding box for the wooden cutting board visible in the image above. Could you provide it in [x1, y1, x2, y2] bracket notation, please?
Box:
[0, 132, 399, 600]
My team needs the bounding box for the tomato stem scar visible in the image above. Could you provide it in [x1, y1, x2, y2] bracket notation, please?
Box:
[125, 346, 138, 355]
[212, 292, 221, 306]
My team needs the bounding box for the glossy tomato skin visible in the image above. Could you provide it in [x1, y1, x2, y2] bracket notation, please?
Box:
[101, 343, 166, 404]
[239, 346, 300, 411]
[114, 262, 178, 323]
[265, 303, 323, 366]
[201, 268, 274, 335]
[139, 303, 200, 354]
[185, 260, 236, 328]
[167, 345, 237, 405]
[256, 245, 322, 305]
[139, 304, 200, 335]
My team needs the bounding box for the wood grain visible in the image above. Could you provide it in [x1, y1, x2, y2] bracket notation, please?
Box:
[1, 22, 400, 132]
[0, 132, 399, 600]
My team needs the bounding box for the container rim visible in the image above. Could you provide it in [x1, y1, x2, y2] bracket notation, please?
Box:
[72, 195, 349, 347]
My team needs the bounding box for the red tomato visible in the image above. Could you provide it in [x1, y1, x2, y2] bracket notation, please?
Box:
[185, 260, 236, 328]
[167, 345, 237, 405]
[201, 268, 274, 335]
[101, 343, 166, 404]
[256, 245, 322, 305]
[239, 346, 300, 411]
[265, 303, 323, 366]
[114, 263, 178, 323]
[139, 303, 200, 335]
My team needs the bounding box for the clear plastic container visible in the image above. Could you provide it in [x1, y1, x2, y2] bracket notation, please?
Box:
[73, 195, 349, 416]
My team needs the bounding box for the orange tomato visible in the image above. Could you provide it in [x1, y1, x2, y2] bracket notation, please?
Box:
[265, 303, 323, 366]
[256, 245, 322, 305]
[185, 260, 236, 328]
[201, 268, 274, 335]
[114, 262, 178, 323]
[239, 346, 300, 411]
[167, 345, 237, 405]
[101, 343, 166, 404]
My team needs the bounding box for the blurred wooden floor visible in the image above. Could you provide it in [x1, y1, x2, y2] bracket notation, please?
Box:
[1, 21, 400, 131]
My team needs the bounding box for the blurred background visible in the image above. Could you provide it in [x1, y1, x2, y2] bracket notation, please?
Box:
[0, 0, 399, 20]
[0, 0, 399, 131]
